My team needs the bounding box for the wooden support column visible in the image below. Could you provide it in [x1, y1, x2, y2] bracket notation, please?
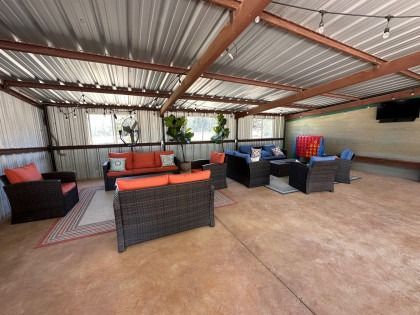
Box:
[235, 117, 239, 150]
[42, 106, 57, 171]
[161, 116, 166, 151]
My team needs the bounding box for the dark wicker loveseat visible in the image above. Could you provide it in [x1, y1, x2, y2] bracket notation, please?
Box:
[289, 160, 338, 194]
[191, 159, 227, 189]
[226, 154, 270, 187]
[114, 179, 215, 252]
[1, 172, 79, 224]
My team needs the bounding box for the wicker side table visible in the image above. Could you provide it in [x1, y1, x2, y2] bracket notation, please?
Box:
[270, 159, 299, 177]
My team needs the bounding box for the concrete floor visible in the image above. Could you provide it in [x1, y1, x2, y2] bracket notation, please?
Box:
[0, 171, 419, 315]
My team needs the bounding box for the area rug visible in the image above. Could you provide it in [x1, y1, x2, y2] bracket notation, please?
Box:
[37, 187, 235, 247]
[266, 175, 361, 195]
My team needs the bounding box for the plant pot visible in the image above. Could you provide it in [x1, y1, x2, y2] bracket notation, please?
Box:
[179, 161, 192, 173]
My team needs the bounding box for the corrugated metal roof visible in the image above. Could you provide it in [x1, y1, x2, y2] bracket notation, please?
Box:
[0, 0, 229, 68]
[209, 23, 370, 88]
[0, 0, 418, 114]
[333, 74, 419, 98]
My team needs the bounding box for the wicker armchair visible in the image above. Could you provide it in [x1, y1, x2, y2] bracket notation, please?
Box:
[289, 160, 338, 194]
[335, 151, 355, 184]
[113, 179, 214, 252]
[1, 172, 79, 224]
[191, 159, 227, 189]
[226, 154, 270, 187]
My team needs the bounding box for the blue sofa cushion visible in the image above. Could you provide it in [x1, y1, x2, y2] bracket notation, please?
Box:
[224, 149, 235, 156]
[262, 155, 286, 161]
[262, 144, 276, 153]
[238, 145, 253, 155]
[340, 149, 354, 160]
[309, 156, 336, 167]
[261, 150, 272, 158]
[234, 151, 251, 164]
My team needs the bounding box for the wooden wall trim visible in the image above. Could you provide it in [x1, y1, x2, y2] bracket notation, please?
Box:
[237, 138, 284, 142]
[51, 143, 161, 150]
[355, 156, 420, 170]
[0, 147, 49, 155]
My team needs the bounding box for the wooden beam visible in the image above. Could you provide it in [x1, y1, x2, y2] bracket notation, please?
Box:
[0, 84, 40, 107]
[159, 0, 272, 115]
[238, 51, 420, 117]
[0, 39, 356, 101]
[208, 1, 420, 81]
[5, 79, 273, 106]
[286, 86, 420, 120]
[0, 147, 48, 155]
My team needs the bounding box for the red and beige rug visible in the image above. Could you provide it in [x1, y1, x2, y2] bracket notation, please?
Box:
[37, 186, 235, 247]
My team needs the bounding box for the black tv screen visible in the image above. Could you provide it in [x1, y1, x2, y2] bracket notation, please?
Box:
[376, 98, 419, 123]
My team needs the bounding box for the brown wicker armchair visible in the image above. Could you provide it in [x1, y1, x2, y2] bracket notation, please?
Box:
[289, 160, 338, 194]
[191, 159, 227, 189]
[114, 179, 214, 252]
[1, 172, 79, 224]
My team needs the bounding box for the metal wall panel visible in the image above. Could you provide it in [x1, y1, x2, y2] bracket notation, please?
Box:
[0, 91, 51, 221]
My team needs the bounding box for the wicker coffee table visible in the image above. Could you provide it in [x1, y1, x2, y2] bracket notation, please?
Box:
[270, 159, 299, 177]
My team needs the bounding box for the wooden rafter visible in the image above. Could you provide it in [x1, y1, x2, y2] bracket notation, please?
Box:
[237, 51, 420, 117]
[0, 84, 40, 107]
[160, 0, 272, 115]
[208, 0, 420, 81]
[286, 86, 420, 120]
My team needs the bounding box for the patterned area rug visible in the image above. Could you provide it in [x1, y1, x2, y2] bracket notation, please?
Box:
[37, 187, 235, 247]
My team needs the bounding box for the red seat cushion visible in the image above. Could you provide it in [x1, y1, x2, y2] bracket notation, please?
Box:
[130, 165, 178, 175]
[154, 151, 174, 167]
[133, 152, 155, 169]
[4, 163, 43, 184]
[61, 182, 76, 195]
[168, 170, 211, 184]
[107, 170, 134, 177]
[117, 174, 169, 191]
[191, 169, 202, 173]
[210, 152, 225, 164]
[109, 152, 133, 170]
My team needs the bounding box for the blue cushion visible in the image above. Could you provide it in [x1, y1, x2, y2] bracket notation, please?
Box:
[262, 144, 275, 153]
[234, 151, 251, 164]
[262, 155, 286, 161]
[224, 150, 235, 156]
[309, 156, 336, 167]
[340, 149, 354, 160]
[238, 145, 252, 155]
[261, 150, 272, 158]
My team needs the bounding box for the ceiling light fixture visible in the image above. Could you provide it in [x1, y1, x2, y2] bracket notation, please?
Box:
[127, 86, 132, 92]
[318, 10, 326, 34]
[95, 83, 100, 89]
[112, 84, 117, 91]
[382, 15, 392, 39]
[254, 16, 261, 23]
[78, 81, 84, 88]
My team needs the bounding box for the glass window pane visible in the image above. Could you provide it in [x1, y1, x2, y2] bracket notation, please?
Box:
[187, 116, 216, 141]
[262, 119, 274, 138]
[88, 114, 114, 144]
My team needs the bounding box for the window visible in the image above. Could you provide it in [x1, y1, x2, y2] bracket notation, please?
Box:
[88, 114, 115, 144]
[187, 116, 217, 141]
[251, 118, 274, 139]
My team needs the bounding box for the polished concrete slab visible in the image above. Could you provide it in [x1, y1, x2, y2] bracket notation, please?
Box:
[0, 171, 419, 314]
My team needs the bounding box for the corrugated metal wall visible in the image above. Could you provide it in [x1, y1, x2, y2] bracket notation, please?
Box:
[0, 91, 51, 221]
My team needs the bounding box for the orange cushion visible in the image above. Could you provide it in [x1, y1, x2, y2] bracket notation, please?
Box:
[109, 152, 133, 170]
[210, 152, 225, 164]
[191, 169, 202, 173]
[133, 152, 155, 169]
[154, 151, 174, 167]
[130, 165, 178, 175]
[168, 170, 211, 185]
[107, 170, 134, 177]
[116, 174, 169, 191]
[4, 163, 43, 184]
[61, 182, 76, 195]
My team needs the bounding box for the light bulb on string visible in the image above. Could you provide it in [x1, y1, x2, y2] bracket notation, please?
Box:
[318, 10, 325, 34]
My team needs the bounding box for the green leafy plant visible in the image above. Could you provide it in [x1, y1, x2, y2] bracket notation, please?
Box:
[211, 113, 230, 151]
[164, 114, 194, 162]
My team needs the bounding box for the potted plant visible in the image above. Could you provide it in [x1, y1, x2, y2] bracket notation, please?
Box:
[211, 113, 230, 151]
[164, 114, 194, 173]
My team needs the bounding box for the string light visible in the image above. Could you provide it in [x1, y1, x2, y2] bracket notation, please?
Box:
[271, 1, 420, 39]
[382, 16, 392, 39]
[254, 16, 261, 23]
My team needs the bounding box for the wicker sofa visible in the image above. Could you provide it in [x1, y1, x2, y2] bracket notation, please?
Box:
[226, 153, 270, 187]
[1, 170, 79, 224]
[289, 159, 338, 194]
[103, 151, 178, 191]
[113, 172, 215, 252]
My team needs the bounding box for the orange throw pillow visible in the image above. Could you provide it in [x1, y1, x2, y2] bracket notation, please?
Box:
[133, 152, 155, 169]
[4, 163, 43, 184]
[210, 152, 225, 164]
[109, 152, 133, 170]
[116, 174, 169, 191]
[168, 170, 211, 184]
[154, 151, 174, 167]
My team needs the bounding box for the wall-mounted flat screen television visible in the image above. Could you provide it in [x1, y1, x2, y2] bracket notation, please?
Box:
[376, 98, 419, 123]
